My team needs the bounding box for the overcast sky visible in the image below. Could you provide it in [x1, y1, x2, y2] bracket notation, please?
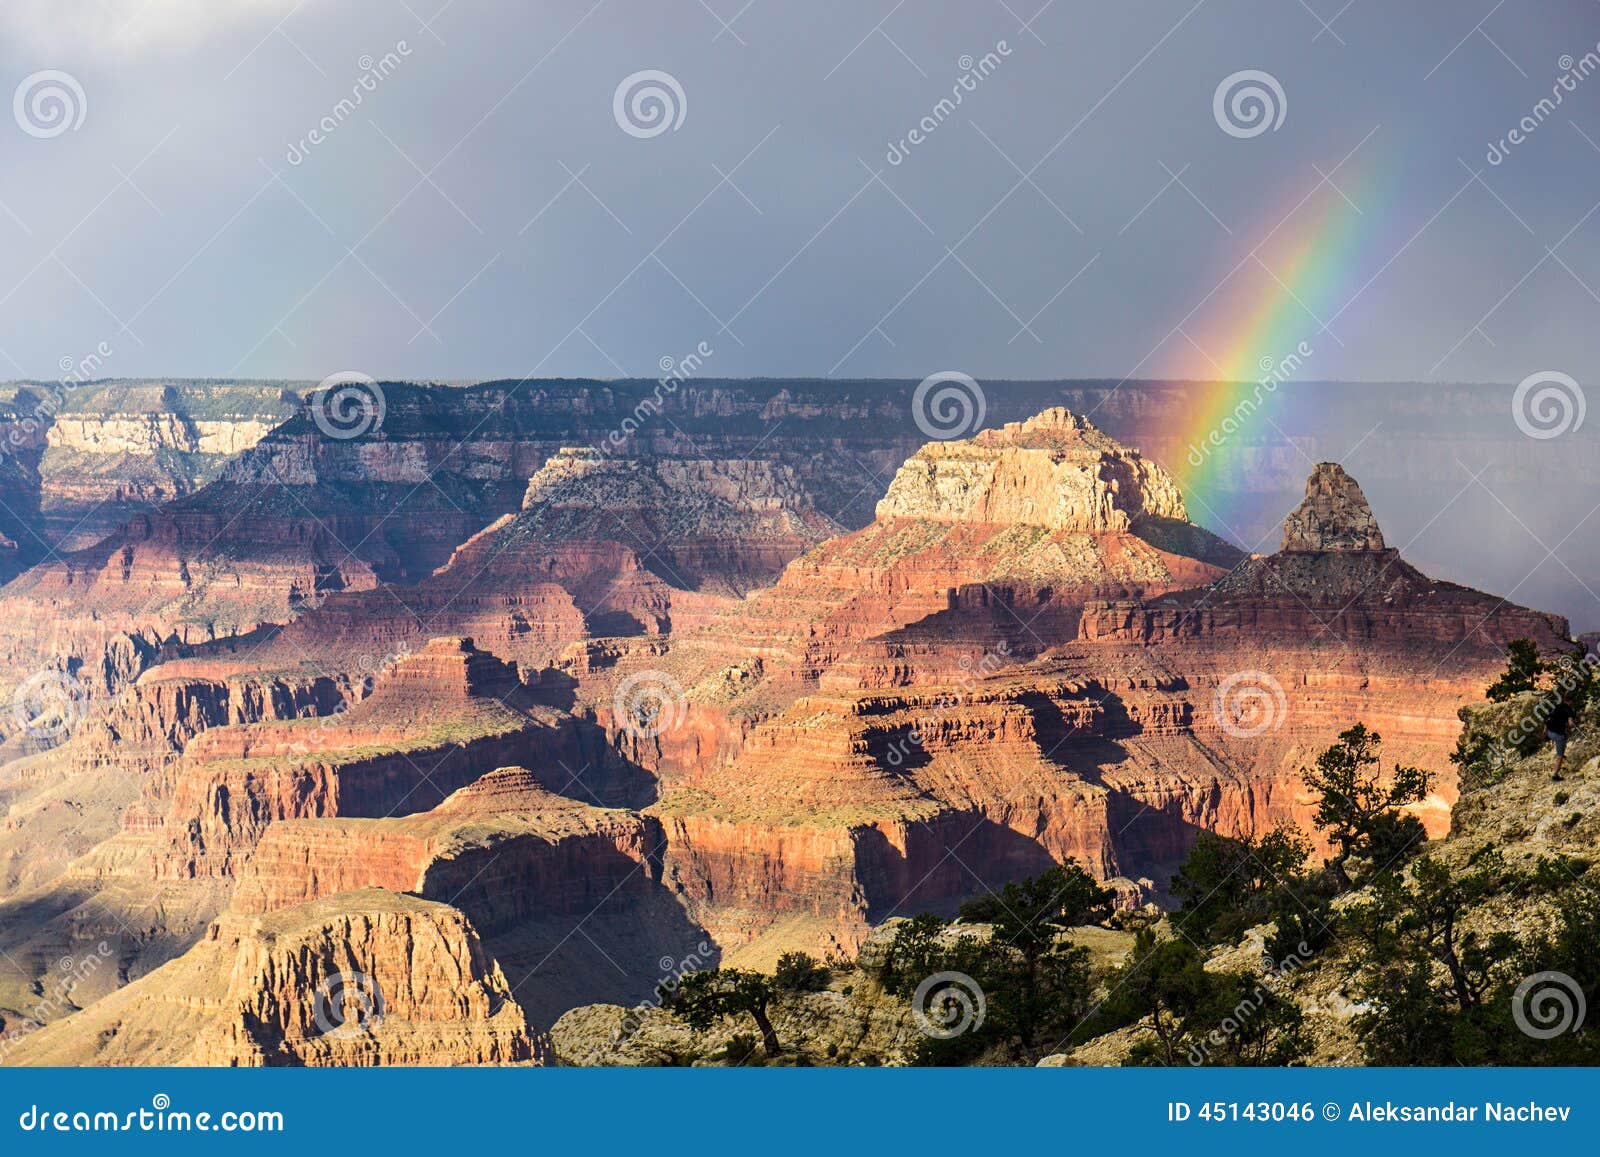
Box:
[1, 0, 1597, 383]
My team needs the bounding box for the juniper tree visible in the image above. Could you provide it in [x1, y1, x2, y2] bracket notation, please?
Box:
[670, 969, 782, 1058]
[1301, 724, 1429, 887]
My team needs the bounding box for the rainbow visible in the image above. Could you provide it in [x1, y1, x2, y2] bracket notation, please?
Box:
[1161, 164, 1383, 534]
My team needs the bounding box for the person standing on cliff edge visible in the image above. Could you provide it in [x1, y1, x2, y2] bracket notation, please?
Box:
[1547, 692, 1577, 781]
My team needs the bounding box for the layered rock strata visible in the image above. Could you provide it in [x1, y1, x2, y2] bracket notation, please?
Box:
[3, 891, 541, 1066]
[0, 408, 1582, 1065]
[569, 446, 1569, 958]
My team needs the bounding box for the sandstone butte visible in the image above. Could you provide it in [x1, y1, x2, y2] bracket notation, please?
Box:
[0, 406, 1571, 1067]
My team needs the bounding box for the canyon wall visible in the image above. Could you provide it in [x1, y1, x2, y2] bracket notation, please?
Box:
[0, 396, 1587, 1067]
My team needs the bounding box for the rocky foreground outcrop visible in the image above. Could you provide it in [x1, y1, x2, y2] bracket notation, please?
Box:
[548, 920, 1136, 1066]
[1048, 694, 1600, 1068]
[3, 890, 542, 1066]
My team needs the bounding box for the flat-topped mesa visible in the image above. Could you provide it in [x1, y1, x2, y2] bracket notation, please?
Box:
[146, 637, 628, 879]
[1281, 462, 1386, 552]
[874, 407, 1189, 532]
[657, 407, 1243, 696]
[522, 447, 833, 522]
[502, 447, 841, 600]
[433, 765, 585, 814]
[230, 765, 659, 921]
[363, 635, 522, 708]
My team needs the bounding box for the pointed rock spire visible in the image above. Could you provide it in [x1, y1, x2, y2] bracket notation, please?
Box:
[1281, 462, 1386, 552]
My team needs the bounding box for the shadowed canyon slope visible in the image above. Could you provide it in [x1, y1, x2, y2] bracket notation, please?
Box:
[0, 392, 1579, 1067]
